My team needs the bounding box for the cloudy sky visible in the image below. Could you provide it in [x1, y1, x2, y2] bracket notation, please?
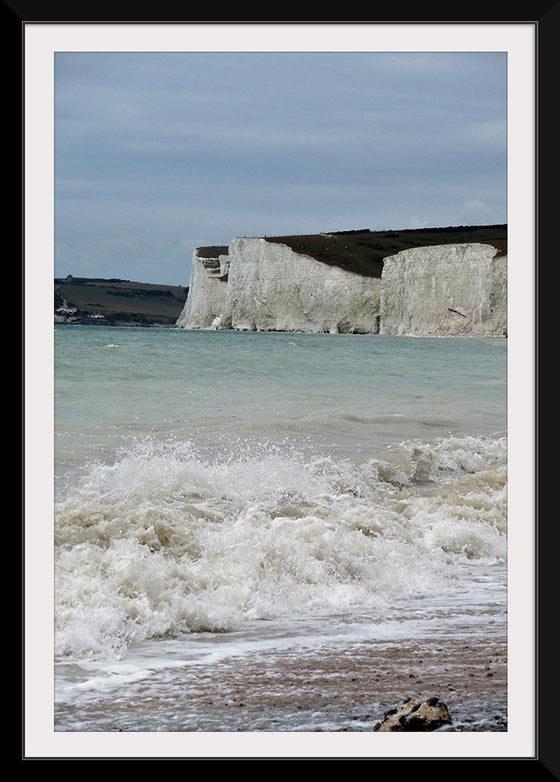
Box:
[54, 50, 507, 286]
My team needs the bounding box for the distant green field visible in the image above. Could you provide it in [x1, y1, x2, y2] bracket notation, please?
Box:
[54, 277, 188, 326]
[266, 224, 507, 277]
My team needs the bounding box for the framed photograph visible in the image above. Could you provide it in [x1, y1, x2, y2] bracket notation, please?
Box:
[21, 17, 540, 765]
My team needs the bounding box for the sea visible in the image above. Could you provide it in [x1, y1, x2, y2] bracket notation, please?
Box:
[51, 325, 510, 746]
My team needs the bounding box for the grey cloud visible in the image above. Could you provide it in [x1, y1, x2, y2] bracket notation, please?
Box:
[54, 50, 507, 285]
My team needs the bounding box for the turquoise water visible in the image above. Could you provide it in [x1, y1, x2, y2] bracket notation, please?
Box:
[53, 326, 508, 733]
[55, 327, 506, 479]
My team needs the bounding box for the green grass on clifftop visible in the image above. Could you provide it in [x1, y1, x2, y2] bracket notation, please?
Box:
[265, 224, 507, 277]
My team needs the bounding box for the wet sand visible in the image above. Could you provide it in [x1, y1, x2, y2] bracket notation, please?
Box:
[55, 632, 507, 733]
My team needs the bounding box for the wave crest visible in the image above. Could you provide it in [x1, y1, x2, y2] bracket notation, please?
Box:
[54, 433, 507, 661]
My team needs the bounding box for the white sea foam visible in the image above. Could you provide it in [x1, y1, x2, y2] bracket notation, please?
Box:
[51, 327, 510, 732]
[54, 432, 506, 661]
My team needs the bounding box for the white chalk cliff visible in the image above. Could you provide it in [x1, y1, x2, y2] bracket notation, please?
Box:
[176, 237, 507, 337]
[380, 243, 507, 337]
[175, 246, 229, 330]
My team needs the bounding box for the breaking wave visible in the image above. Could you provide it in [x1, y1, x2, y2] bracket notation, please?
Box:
[54, 432, 507, 661]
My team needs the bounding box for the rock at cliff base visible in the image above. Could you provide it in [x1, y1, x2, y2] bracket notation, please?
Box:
[373, 697, 452, 731]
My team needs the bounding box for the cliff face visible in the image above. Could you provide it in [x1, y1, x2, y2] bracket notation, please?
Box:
[223, 238, 381, 334]
[176, 236, 507, 337]
[175, 247, 229, 330]
[380, 243, 507, 337]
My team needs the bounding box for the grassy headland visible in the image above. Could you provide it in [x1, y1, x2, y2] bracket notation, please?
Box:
[54, 277, 188, 326]
[266, 224, 507, 278]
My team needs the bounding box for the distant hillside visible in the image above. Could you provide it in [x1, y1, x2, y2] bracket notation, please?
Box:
[265, 224, 507, 278]
[54, 276, 188, 326]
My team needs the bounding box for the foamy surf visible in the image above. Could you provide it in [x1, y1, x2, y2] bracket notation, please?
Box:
[54, 432, 506, 662]
[52, 327, 509, 732]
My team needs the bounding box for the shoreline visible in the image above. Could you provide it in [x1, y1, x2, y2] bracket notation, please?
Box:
[55, 631, 507, 733]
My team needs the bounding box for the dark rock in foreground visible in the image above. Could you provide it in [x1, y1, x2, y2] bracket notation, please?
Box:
[373, 696, 452, 731]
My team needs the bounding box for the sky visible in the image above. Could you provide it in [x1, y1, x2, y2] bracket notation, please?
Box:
[54, 50, 507, 287]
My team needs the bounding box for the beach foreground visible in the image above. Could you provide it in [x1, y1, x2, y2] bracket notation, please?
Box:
[55, 624, 506, 733]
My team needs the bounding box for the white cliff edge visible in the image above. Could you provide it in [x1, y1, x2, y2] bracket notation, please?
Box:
[176, 237, 507, 337]
[175, 246, 229, 330]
